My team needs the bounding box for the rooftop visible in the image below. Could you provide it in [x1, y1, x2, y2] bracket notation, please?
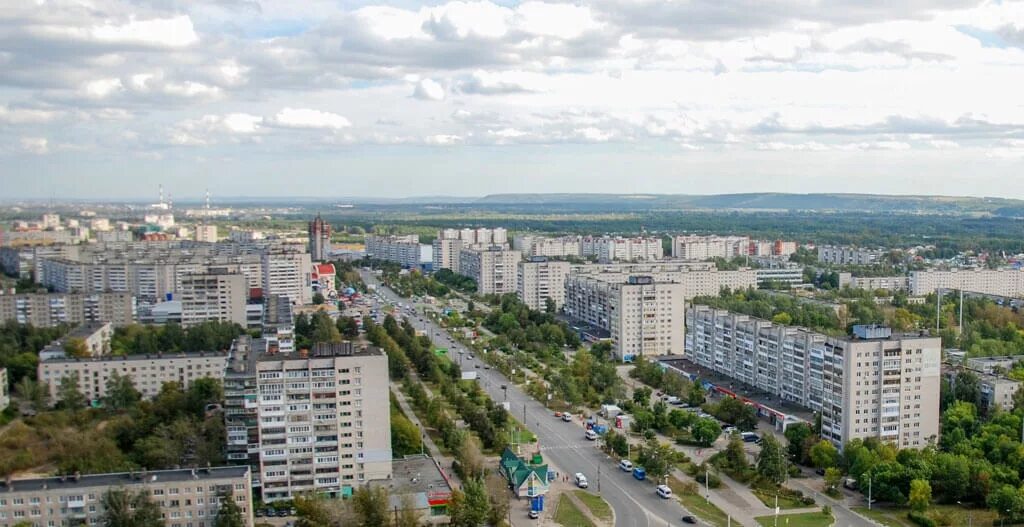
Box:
[380, 455, 451, 496]
[0, 466, 250, 494]
[41, 351, 228, 364]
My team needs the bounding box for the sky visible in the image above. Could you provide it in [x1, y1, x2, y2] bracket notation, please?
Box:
[2, 0, 1024, 200]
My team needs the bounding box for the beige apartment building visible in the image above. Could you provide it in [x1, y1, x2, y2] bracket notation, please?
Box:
[580, 236, 663, 262]
[687, 306, 941, 449]
[261, 251, 313, 305]
[0, 466, 254, 527]
[838, 274, 910, 292]
[672, 235, 750, 260]
[365, 235, 422, 268]
[459, 247, 522, 295]
[909, 268, 1024, 297]
[38, 351, 229, 403]
[516, 257, 571, 310]
[0, 292, 135, 327]
[432, 228, 509, 272]
[180, 270, 248, 327]
[513, 235, 582, 258]
[564, 274, 685, 361]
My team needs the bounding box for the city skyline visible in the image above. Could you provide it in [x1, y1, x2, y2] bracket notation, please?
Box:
[2, 1, 1024, 199]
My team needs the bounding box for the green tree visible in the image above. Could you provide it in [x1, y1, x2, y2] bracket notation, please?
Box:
[63, 337, 90, 358]
[687, 382, 706, 407]
[101, 488, 165, 527]
[312, 292, 325, 305]
[809, 440, 839, 469]
[908, 479, 931, 512]
[724, 437, 749, 470]
[449, 477, 489, 527]
[691, 418, 721, 447]
[544, 297, 557, 314]
[310, 312, 342, 344]
[214, 491, 245, 527]
[396, 494, 422, 527]
[352, 486, 391, 527]
[57, 372, 87, 411]
[823, 467, 842, 493]
[772, 312, 793, 325]
[756, 435, 788, 484]
[784, 423, 813, 464]
[15, 376, 48, 411]
[633, 386, 652, 407]
[391, 411, 423, 457]
[103, 371, 140, 410]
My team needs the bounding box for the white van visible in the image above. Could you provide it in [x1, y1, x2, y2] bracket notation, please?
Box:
[585, 429, 598, 441]
[575, 473, 588, 488]
[656, 484, 673, 499]
[619, 459, 633, 472]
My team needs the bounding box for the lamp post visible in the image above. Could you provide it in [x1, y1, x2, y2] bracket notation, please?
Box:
[958, 501, 972, 527]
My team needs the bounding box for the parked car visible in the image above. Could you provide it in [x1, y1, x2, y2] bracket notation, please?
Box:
[619, 459, 634, 472]
[815, 468, 826, 476]
[741, 432, 760, 443]
[255, 510, 264, 518]
[723, 426, 738, 435]
[682, 515, 697, 524]
[585, 429, 598, 440]
[632, 467, 647, 480]
[528, 509, 540, 519]
[562, 413, 573, 422]
[656, 484, 673, 499]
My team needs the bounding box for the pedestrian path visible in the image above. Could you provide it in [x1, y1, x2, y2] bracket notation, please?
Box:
[390, 383, 462, 489]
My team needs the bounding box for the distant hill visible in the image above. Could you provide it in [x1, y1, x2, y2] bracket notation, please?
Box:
[472, 193, 1024, 215]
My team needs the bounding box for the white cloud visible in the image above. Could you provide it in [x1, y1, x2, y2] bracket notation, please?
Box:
[413, 78, 446, 100]
[425, 134, 463, 145]
[0, 106, 61, 124]
[271, 108, 352, 130]
[82, 78, 124, 98]
[20, 137, 49, 155]
[90, 15, 199, 48]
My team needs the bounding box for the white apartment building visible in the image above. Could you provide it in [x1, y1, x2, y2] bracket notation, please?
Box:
[564, 274, 685, 361]
[38, 351, 229, 403]
[180, 270, 248, 327]
[365, 235, 422, 268]
[672, 235, 750, 260]
[909, 268, 1024, 297]
[0, 466, 254, 527]
[818, 245, 886, 266]
[570, 261, 759, 299]
[0, 292, 135, 327]
[195, 225, 219, 242]
[513, 235, 582, 258]
[838, 274, 910, 292]
[755, 267, 805, 287]
[245, 341, 391, 501]
[432, 228, 509, 271]
[517, 257, 571, 311]
[581, 236, 663, 262]
[686, 306, 941, 449]
[432, 237, 464, 272]
[459, 247, 522, 295]
[261, 251, 313, 305]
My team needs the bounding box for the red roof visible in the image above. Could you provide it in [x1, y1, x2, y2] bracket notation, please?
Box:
[316, 263, 336, 276]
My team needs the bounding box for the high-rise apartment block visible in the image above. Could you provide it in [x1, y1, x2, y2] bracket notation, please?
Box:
[516, 257, 571, 310]
[195, 225, 219, 243]
[432, 228, 509, 271]
[909, 268, 1024, 297]
[365, 235, 422, 268]
[0, 466, 254, 527]
[38, 351, 229, 403]
[686, 305, 941, 449]
[261, 251, 313, 305]
[817, 245, 886, 266]
[459, 247, 521, 295]
[580, 236, 663, 262]
[308, 214, 332, 261]
[672, 235, 750, 260]
[180, 270, 248, 327]
[838, 274, 910, 292]
[0, 291, 135, 327]
[225, 338, 392, 502]
[513, 235, 582, 258]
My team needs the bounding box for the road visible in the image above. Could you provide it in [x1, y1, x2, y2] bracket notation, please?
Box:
[360, 270, 701, 527]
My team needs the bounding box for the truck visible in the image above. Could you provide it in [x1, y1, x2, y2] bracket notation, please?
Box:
[599, 404, 623, 418]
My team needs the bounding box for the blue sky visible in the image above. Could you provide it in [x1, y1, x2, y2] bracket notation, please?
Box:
[2, 0, 1024, 199]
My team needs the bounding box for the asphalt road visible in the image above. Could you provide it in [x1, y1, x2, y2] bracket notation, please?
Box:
[360, 271, 702, 527]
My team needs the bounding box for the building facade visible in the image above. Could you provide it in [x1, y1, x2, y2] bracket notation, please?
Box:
[308, 214, 332, 261]
[513, 235, 582, 258]
[194, 225, 219, 243]
[261, 251, 313, 305]
[38, 352, 229, 403]
[0, 292, 135, 327]
[672, 235, 750, 260]
[580, 236, 663, 262]
[180, 270, 248, 327]
[365, 235, 422, 268]
[838, 274, 910, 292]
[817, 245, 886, 266]
[686, 305, 941, 449]
[459, 247, 521, 295]
[516, 258, 571, 311]
[909, 268, 1024, 297]
[0, 466, 254, 527]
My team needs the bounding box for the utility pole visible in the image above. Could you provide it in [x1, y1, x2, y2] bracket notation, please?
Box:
[868, 474, 873, 510]
[705, 469, 710, 503]
[774, 493, 779, 527]
[959, 289, 964, 332]
[597, 465, 601, 493]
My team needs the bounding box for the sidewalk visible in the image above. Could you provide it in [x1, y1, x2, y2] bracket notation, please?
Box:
[390, 383, 462, 489]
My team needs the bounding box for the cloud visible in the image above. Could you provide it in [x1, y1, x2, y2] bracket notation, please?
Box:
[20, 137, 49, 155]
[413, 78, 446, 100]
[0, 105, 62, 124]
[82, 78, 124, 99]
[89, 15, 199, 48]
[838, 38, 954, 61]
[270, 108, 352, 130]
[458, 70, 540, 94]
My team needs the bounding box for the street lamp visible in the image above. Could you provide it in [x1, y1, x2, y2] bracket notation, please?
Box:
[958, 502, 972, 527]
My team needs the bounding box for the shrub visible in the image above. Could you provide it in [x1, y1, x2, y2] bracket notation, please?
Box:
[907, 511, 937, 527]
[822, 505, 831, 516]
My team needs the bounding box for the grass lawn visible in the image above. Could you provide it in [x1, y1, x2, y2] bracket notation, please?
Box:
[852, 504, 1001, 527]
[751, 488, 812, 509]
[554, 494, 597, 527]
[668, 475, 733, 527]
[754, 510, 833, 527]
[573, 491, 613, 521]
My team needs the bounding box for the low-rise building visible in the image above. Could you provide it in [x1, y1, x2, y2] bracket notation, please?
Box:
[978, 373, 1021, 411]
[38, 351, 229, 403]
[966, 356, 1020, 375]
[0, 466, 254, 527]
[376, 455, 453, 523]
[38, 323, 114, 361]
[755, 267, 804, 287]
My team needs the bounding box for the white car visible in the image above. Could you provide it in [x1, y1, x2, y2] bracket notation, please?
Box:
[656, 484, 673, 499]
[575, 473, 589, 488]
[618, 459, 633, 472]
[585, 430, 598, 441]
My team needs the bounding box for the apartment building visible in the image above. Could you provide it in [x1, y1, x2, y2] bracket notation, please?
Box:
[38, 351, 229, 403]
[459, 247, 521, 295]
[180, 270, 248, 327]
[225, 338, 391, 501]
[570, 261, 758, 299]
[432, 228, 509, 271]
[38, 323, 114, 361]
[564, 274, 685, 361]
[838, 274, 910, 292]
[517, 257, 571, 310]
[365, 235, 422, 268]
[817, 245, 886, 266]
[194, 225, 219, 243]
[0, 291, 134, 327]
[261, 251, 313, 305]
[909, 268, 1024, 297]
[755, 267, 804, 287]
[686, 306, 941, 449]
[672, 235, 750, 260]
[581, 236, 663, 262]
[0, 466, 254, 527]
[513, 235, 582, 258]
[308, 214, 332, 261]
[978, 373, 1021, 411]
[966, 356, 1020, 375]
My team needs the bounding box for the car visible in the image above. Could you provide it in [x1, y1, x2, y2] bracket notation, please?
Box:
[289, 507, 297, 516]
[585, 430, 598, 440]
[277, 509, 289, 517]
[474, 364, 480, 368]
[254, 510, 264, 518]
[723, 426, 737, 435]
[656, 484, 673, 499]
[741, 432, 760, 443]
[264, 508, 276, 517]
[575, 473, 589, 488]
[554, 412, 563, 418]
[528, 509, 540, 519]
[501, 384, 507, 390]
[619, 459, 634, 472]
[562, 413, 573, 422]
[484, 365, 491, 369]
[682, 515, 697, 524]
[815, 468, 826, 476]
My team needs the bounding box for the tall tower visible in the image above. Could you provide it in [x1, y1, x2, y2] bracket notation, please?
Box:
[308, 213, 331, 261]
